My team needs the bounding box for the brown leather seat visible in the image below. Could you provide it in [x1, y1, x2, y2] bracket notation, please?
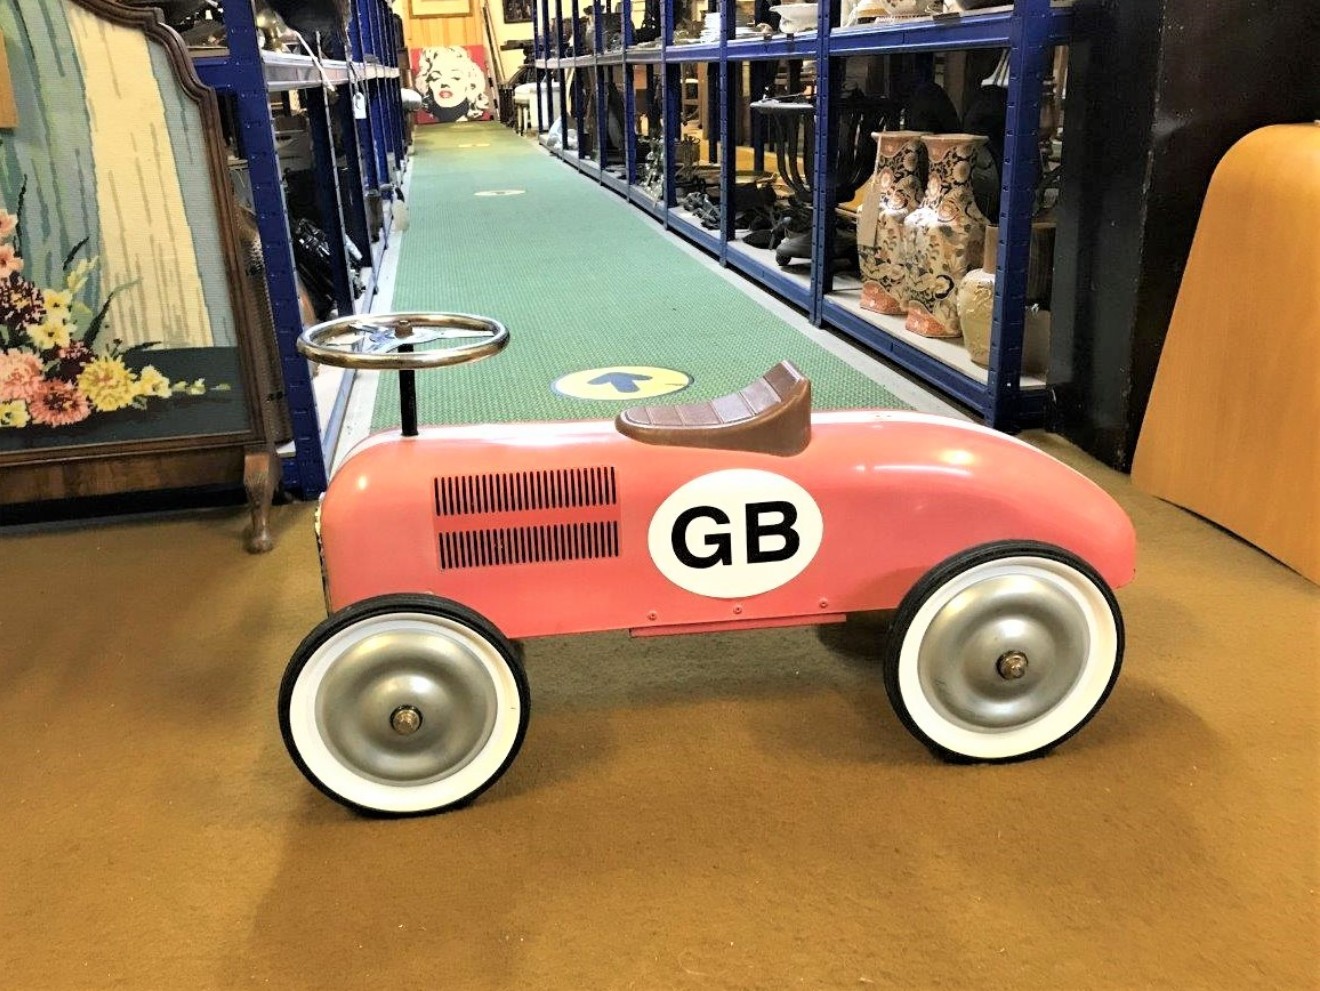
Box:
[615, 361, 812, 456]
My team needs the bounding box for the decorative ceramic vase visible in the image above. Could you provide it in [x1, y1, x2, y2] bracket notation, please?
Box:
[956, 266, 997, 360]
[903, 133, 989, 338]
[957, 230, 1052, 374]
[880, 0, 930, 15]
[959, 298, 1052, 375]
[857, 130, 927, 315]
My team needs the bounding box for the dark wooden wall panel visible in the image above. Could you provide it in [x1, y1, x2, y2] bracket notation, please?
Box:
[1048, 0, 1320, 469]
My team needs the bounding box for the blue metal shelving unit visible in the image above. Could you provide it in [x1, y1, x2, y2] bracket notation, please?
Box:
[532, 0, 1071, 432]
[193, 0, 404, 497]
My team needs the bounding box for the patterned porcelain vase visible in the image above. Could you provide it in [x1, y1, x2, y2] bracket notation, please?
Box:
[903, 134, 989, 338]
[857, 130, 927, 315]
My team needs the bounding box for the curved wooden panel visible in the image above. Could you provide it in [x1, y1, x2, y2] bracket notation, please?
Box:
[1132, 124, 1320, 583]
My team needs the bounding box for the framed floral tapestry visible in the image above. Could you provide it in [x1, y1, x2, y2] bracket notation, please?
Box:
[0, 0, 281, 549]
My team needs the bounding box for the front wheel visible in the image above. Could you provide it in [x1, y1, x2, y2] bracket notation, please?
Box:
[883, 542, 1124, 763]
[279, 594, 530, 816]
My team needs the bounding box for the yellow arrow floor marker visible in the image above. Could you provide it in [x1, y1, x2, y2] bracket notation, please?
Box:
[552, 366, 693, 401]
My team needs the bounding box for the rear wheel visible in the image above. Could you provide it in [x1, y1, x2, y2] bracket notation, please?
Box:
[279, 594, 530, 816]
[883, 542, 1124, 762]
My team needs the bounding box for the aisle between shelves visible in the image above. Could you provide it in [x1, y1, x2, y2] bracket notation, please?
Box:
[193, 0, 408, 497]
[531, 0, 1069, 431]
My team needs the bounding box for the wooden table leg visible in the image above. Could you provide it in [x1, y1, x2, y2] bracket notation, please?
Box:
[244, 447, 279, 554]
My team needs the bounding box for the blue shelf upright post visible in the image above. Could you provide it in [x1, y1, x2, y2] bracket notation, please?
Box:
[622, 0, 638, 181]
[384, 4, 407, 171]
[366, 2, 396, 243]
[370, 3, 392, 184]
[533, 0, 543, 126]
[554, 0, 568, 146]
[986, 0, 1049, 431]
[543, 0, 558, 135]
[383, 3, 406, 178]
[533, 2, 545, 133]
[809, 0, 839, 325]
[570, 0, 587, 158]
[594, 3, 609, 172]
[361, 1, 390, 192]
[661, 0, 678, 212]
[223, 1, 328, 497]
[718, 0, 735, 255]
[347, 1, 382, 203]
[390, 11, 406, 164]
[374, 6, 393, 184]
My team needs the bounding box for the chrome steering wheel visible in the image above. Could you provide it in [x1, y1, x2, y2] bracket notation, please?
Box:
[296, 313, 509, 370]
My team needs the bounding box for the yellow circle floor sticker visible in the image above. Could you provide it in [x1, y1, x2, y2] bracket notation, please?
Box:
[553, 366, 693, 401]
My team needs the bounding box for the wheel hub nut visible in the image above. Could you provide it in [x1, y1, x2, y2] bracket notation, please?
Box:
[390, 705, 423, 735]
[997, 651, 1029, 680]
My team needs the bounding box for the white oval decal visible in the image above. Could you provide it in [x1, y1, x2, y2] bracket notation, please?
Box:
[648, 469, 823, 599]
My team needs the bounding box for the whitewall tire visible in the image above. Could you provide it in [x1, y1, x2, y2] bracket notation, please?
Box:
[279, 595, 530, 816]
[883, 542, 1124, 762]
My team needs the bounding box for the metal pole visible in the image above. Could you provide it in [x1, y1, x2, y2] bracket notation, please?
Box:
[226, 0, 327, 496]
[622, 0, 638, 182]
[717, 0, 734, 255]
[595, 9, 608, 170]
[986, 0, 1048, 431]
[398, 350, 418, 437]
[809, 0, 839, 324]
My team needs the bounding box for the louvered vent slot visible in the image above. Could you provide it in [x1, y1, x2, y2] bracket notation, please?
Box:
[438, 521, 621, 570]
[434, 467, 618, 516]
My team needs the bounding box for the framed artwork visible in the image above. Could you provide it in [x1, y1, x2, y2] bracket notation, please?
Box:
[410, 47, 493, 124]
[410, 0, 472, 17]
[0, 0, 282, 547]
[501, 0, 535, 24]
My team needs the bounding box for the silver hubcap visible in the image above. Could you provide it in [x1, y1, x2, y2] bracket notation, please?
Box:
[315, 626, 499, 785]
[919, 573, 1089, 730]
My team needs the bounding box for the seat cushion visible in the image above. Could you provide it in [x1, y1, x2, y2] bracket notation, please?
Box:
[615, 361, 811, 457]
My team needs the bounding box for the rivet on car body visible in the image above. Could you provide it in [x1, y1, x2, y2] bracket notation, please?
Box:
[390, 705, 423, 735]
[996, 651, 1029, 680]
[647, 611, 657, 621]
[733, 604, 743, 614]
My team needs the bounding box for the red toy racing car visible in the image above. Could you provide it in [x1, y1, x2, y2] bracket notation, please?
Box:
[280, 314, 1136, 816]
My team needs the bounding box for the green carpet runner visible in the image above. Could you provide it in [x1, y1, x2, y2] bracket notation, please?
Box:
[372, 122, 909, 428]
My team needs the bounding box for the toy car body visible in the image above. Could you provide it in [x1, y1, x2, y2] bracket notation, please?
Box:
[280, 317, 1136, 817]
